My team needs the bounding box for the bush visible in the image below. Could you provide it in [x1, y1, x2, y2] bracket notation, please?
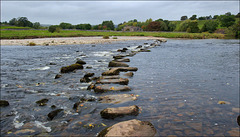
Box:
[48, 25, 60, 33]
[27, 42, 36, 46]
[178, 20, 199, 33]
[103, 35, 109, 39]
[200, 20, 219, 33]
[112, 37, 118, 39]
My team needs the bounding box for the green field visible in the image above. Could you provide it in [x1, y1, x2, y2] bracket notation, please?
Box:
[0, 29, 225, 39]
[0, 25, 32, 30]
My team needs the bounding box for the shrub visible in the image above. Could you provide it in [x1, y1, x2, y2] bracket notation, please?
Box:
[103, 35, 109, 39]
[27, 42, 36, 46]
[200, 20, 219, 33]
[112, 37, 118, 39]
[48, 25, 60, 33]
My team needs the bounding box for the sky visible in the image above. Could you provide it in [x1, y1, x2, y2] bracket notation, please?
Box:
[1, 1, 239, 25]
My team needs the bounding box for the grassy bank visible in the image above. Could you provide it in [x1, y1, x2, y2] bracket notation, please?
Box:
[0, 29, 225, 39]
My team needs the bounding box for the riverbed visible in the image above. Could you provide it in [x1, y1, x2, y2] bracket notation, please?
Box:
[0, 39, 239, 136]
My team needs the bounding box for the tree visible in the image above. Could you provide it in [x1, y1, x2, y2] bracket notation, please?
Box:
[200, 20, 219, 33]
[181, 16, 188, 21]
[33, 22, 41, 29]
[9, 18, 18, 25]
[59, 22, 73, 29]
[17, 17, 33, 27]
[48, 25, 60, 33]
[213, 15, 219, 19]
[218, 12, 236, 27]
[102, 20, 114, 30]
[198, 16, 206, 20]
[146, 21, 167, 31]
[178, 20, 199, 33]
[168, 22, 177, 31]
[187, 20, 199, 33]
[190, 15, 197, 20]
[76, 24, 92, 30]
[236, 12, 240, 18]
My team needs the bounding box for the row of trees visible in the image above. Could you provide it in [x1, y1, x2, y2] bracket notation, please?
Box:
[180, 12, 240, 21]
[8, 17, 41, 29]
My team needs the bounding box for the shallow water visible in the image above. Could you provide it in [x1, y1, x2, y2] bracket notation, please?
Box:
[0, 39, 239, 136]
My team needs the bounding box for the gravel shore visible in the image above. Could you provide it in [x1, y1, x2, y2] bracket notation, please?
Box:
[1, 36, 166, 46]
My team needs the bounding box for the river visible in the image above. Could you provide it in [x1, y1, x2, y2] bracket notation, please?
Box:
[0, 39, 239, 136]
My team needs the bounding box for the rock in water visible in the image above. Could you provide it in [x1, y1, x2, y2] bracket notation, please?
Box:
[60, 64, 83, 73]
[102, 68, 120, 76]
[98, 94, 137, 104]
[100, 105, 139, 119]
[108, 61, 129, 67]
[124, 72, 134, 77]
[76, 59, 86, 65]
[96, 78, 129, 85]
[115, 58, 130, 62]
[94, 85, 131, 93]
[47, 109, 64, 120]
[0, 100, 9, 107]
[36, 98, 49, 106]
[237, 115, 240, 126]
[97, 119, 156, 137]
[84, 73, 94, 77]
[55, 74, 62, 79]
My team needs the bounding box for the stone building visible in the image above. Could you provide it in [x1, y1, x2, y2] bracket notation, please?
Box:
[122, 26, 142, 32]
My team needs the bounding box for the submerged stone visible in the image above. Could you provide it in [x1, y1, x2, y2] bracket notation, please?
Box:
[47, 109, 64, 120]
[0, 100, 9, 107]
[55, 74, 62, 79]
[110, 67, 138, 72]
[80, 77, 91, 83]
[36, 98, 49, 106]
[97, 119, 156, 137]
[60, 64, 83, 73]
[84, 73, 94, 77]
[100, 105, 139, 119]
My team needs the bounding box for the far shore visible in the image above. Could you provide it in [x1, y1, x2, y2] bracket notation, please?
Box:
[0, 36, 167, 46]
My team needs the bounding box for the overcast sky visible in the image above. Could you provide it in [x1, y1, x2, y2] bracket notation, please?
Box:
[1, 1, 239, 25]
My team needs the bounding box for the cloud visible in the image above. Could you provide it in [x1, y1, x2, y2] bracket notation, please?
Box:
[1, 1, 239, 25]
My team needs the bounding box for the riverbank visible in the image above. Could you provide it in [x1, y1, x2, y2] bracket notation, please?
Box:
[0, 29, 225, 40]
[0, 36, 166, 46]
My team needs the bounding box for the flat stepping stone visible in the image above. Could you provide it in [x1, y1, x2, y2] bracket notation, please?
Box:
[124, 72, 134, 77]
[94, 85, 131, 93]
[102, 68, 120, 76]
[99, 94, 138, 104]
[114, 58, 130, 62]
[97, 119, 156, 137]
[100, 105, 139, 119]
[96, 78, 129, 85]
[110, 67, 138, 72]
[99, 75, 120, 79]
[108, 61, 129, 67]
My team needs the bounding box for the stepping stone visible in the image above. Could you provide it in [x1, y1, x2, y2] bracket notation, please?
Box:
[110, 67, 138, 72]
[102, 68, 120, 76]
[124, 72, 134, 77]
[114, 58, 130, 62]
[0, 100, 9, 107]
[108, 61, 129, 67]
[94, 85, 131, 93]
[100, 105, 139, 119]
[113, 55, 126, 59]
[99, 75, 120, 79]
[96, 78, 129, 85]
[99, 94, 138, 104]
[97, 119, 156, 137]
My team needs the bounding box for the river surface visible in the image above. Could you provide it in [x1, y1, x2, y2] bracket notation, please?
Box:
[1, 39, 239, 136]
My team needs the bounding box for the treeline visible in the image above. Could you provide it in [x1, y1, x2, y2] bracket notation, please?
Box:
[1, 17, 41, 29]
[1, 12, 239, 38]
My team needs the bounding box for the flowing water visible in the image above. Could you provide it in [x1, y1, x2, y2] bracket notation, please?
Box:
[0, 39, 239, 136]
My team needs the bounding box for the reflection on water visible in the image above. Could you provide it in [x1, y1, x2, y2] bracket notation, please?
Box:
[1, 39, 239, 136]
